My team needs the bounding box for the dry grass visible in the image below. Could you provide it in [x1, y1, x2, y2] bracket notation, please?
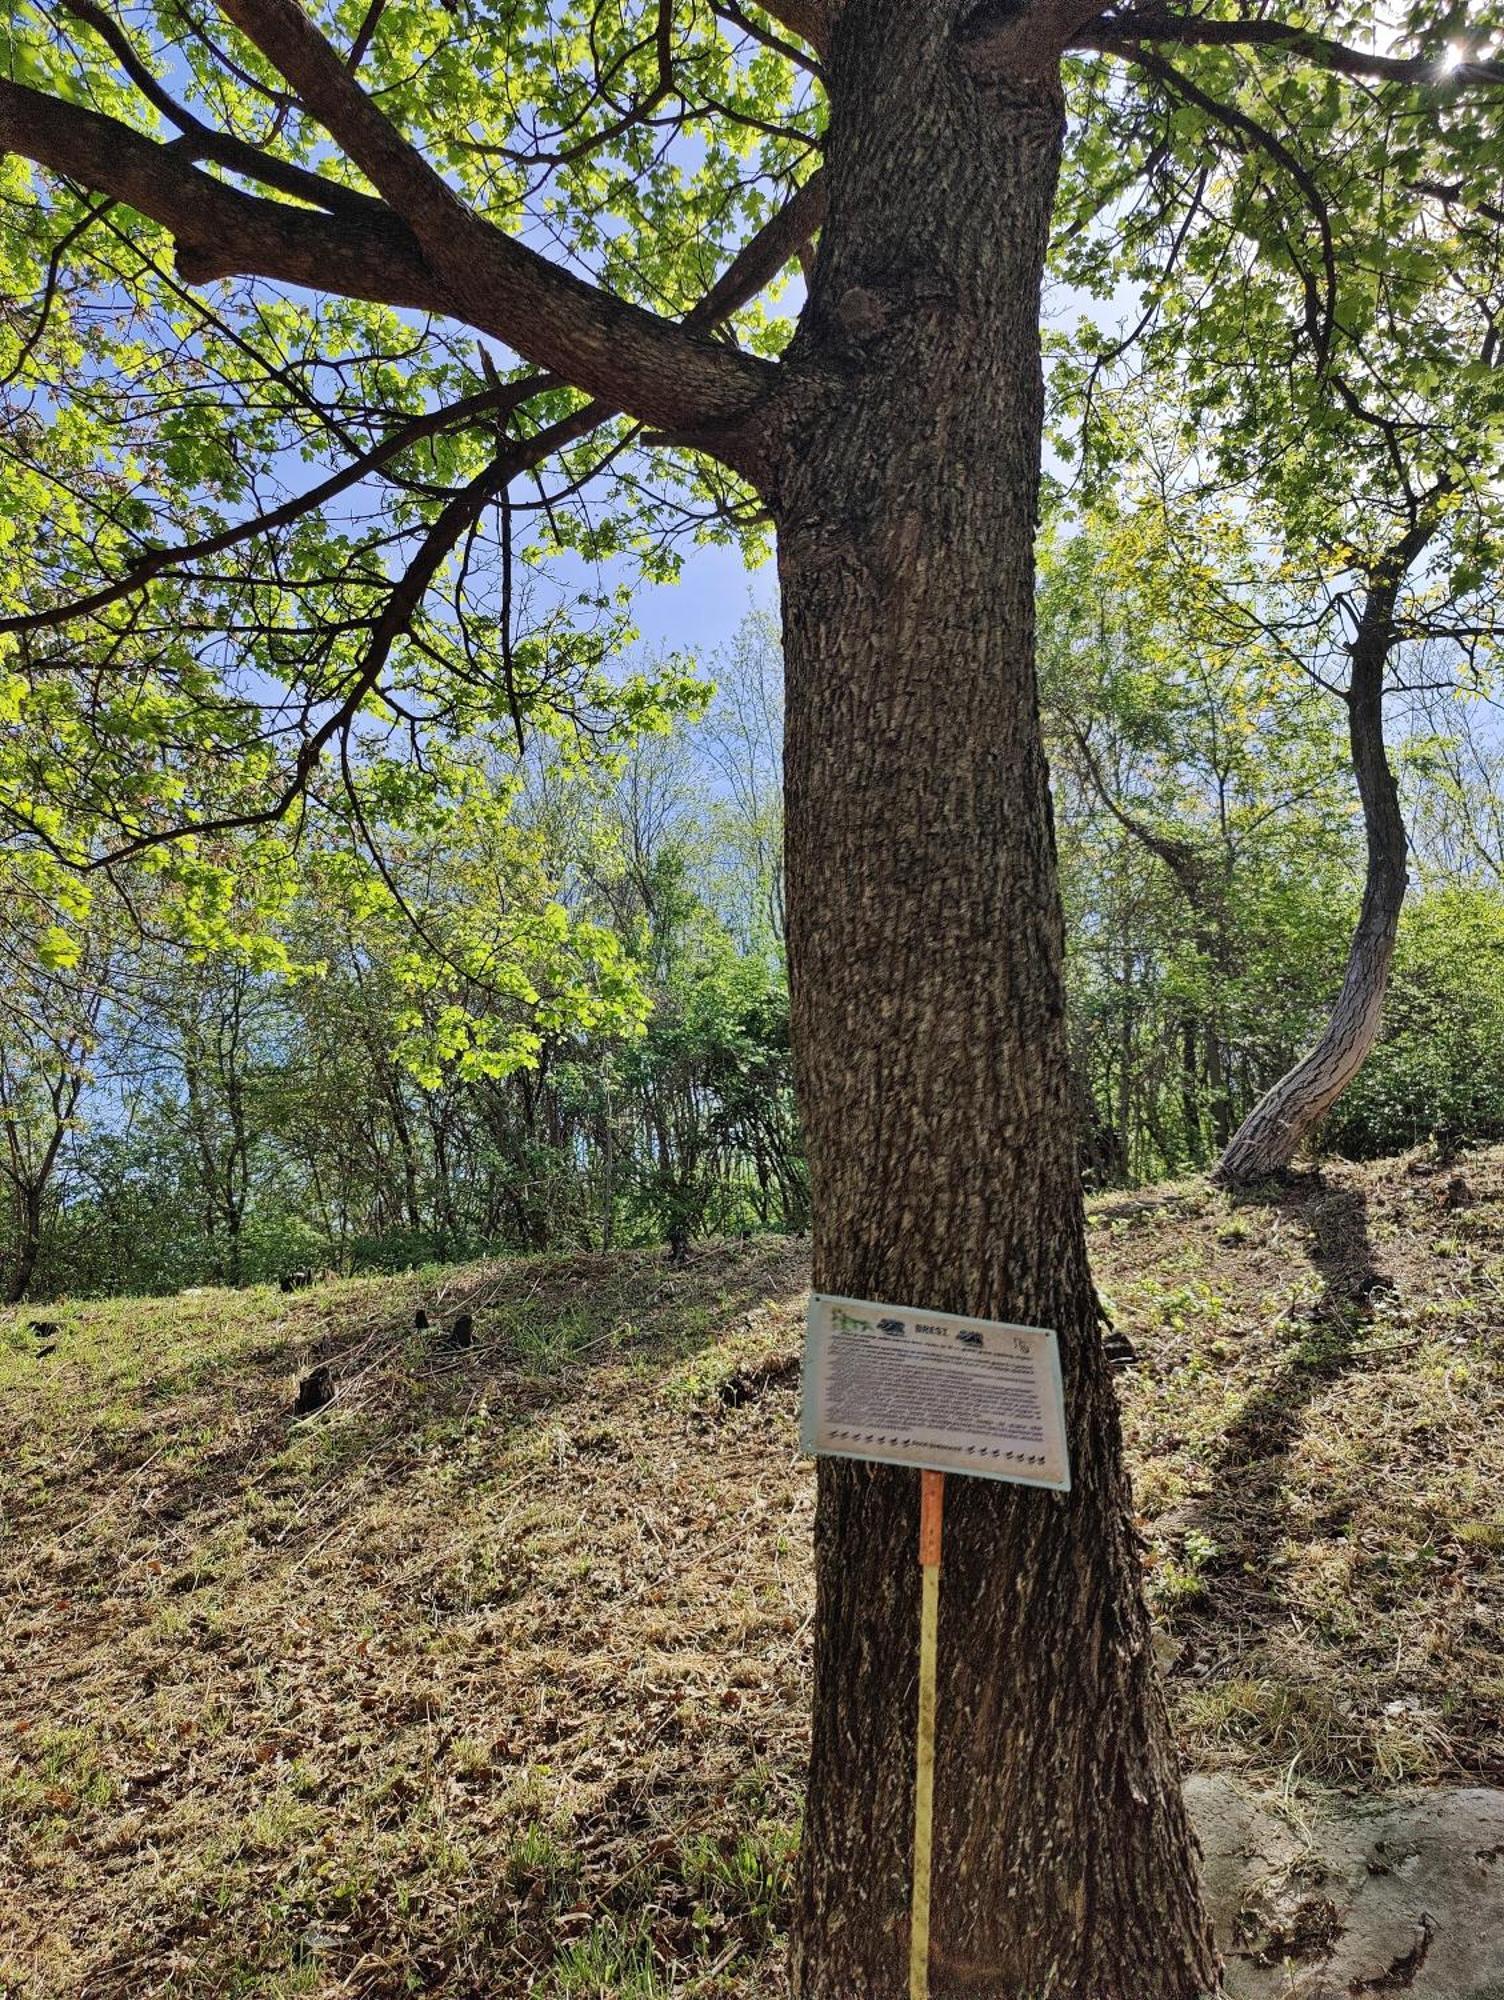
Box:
[1103, 1147, 1504, 1795]
[3, 1146, 1503, 1996]
[1, 1243, 812, 1999]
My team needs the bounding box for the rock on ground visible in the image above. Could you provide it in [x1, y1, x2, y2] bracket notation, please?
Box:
[1187, 1775, 1504, 1999]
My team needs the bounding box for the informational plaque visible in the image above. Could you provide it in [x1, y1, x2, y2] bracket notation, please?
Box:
[800, 1293, 1070, 1491]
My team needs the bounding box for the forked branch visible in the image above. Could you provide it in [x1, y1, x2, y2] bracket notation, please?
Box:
[0, 78, 444, 309]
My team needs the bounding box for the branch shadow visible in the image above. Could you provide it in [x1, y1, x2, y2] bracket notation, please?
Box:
[1169, 1175, 1392, 1652]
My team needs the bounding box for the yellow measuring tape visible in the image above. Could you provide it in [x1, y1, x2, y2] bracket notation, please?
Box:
[910, 1470, 944, 2000]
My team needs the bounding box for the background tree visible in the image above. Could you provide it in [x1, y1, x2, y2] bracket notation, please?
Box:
[0, 936, 109, 1301]
[1039, 506, 1356, 1178]
[0, 644, 809, 1297]
[1056, 39, 1504, 1182]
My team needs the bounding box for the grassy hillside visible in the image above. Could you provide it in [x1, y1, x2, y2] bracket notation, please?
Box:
[3, 1148, 1503, 1998]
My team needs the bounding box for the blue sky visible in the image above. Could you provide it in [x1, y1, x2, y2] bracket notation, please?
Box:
[629, 539, 777, 661]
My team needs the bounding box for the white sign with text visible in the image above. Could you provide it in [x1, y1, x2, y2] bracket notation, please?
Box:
[800, 1293, 1070, 1491]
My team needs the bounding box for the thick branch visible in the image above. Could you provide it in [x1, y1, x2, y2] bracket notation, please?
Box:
[960, 0, 1113, 77]
[692, 169, 825, 326]
[215, 0, 774, 433]
[0, 77, 445, 309]
[753, 0, 830, 57]
[4, 68, 813, 454]
[0, 165, 821, 637]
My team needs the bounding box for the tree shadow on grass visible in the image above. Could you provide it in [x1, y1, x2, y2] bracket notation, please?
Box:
[1169, 1175, 1391, 1662]
[1218, 1177, 1385, 1462]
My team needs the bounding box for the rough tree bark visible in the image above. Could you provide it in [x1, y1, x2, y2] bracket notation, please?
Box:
[770, 4, 1217, 1991]
[1213, 523, 1434, 1187]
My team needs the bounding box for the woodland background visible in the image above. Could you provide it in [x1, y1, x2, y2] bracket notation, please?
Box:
[8, 546, 1503, 1305]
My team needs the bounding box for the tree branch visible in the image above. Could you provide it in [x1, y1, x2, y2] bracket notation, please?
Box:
[0, 164, 821, 635]
[1411, 178, 1504, 229]
[960, 0, 1113, 78]
[1123, 47, 1337, 375]
[71, 396, 606, 872]
[1065, 717, 1213, 911]
[100, 462, 505, 866]
[1075, 11, 1504, 88]
[750, 0, 830, 57]
[58, 0, 382, 219]
[215, 0, 774, 433]
[691, 169, 825, 326]
[4, 60, 813, 452]
[0, 77, 445, 309]
[0, 377, 550, 636]
[711, 0, 825, 79]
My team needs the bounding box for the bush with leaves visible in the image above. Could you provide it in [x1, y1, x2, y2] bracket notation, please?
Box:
[1322, 887, 1504, 1159]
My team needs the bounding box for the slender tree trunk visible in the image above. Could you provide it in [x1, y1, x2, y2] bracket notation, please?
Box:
[5, 1182, 44, 1305]
[775, 6, 1215, 1992]
[183, 1053, 220, 1265]
[430, 1102, 457, 1255]
[599, 1088, 616, 1253]
[1213, 529, 1431, 1187]
[2, 1062, 87, 1303]
[1206, 1028, 1230, 1150]
[377, 1057, 423, 1231]
[1117, 969, 1135, 1180]
[1180, 1017, 1204, 1167]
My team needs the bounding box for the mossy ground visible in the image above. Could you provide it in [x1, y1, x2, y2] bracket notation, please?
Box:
[3, 1148, 1502, 1997]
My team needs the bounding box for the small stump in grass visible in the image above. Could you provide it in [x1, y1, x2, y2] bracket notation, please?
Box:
[294, 1365, 335, 1417]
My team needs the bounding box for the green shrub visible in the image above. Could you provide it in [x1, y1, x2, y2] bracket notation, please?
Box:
[1325, 886, 1504, 1159]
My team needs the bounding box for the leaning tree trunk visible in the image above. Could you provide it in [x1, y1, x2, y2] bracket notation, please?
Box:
[1212, 541, 1425, 1187]
[769, 5, 1217, 1993]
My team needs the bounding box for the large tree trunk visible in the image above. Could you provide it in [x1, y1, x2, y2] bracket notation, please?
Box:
[1212, 538, 1426, 1187]
[775, 5, 1216, 1993]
